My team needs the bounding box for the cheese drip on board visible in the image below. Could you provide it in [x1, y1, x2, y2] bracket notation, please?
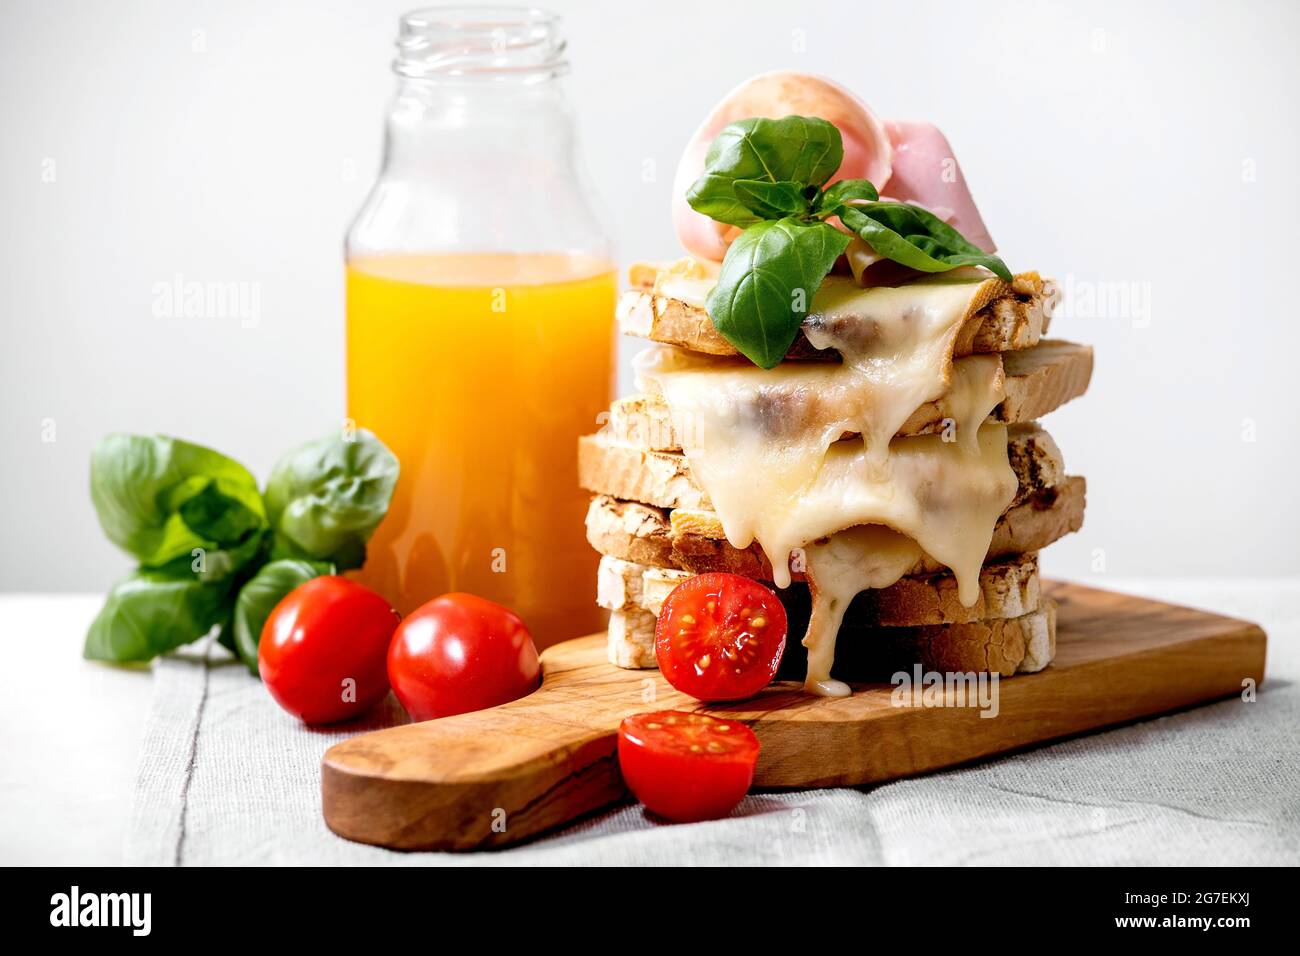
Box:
[796, 427, 1015, 695]
[803, 526, 923, 697]
[637, 273, 1020, 695]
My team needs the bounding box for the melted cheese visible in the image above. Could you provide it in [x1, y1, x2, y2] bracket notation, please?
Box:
[797, 427, 1015, 695]
[638, 274, 1019, 696]
[655, 274, 714, 309]
[650, 257, 716, 307]
[844, 237, 884, 282]
[803, 525, 923, 697]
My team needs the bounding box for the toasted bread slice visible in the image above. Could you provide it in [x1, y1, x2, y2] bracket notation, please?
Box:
[606, 606, 658, 669]
[585, 496, 676, 568]
[609, 601, 1056, 675]
[599, 557, 691, 668]
[865, 553, 1039, 626]
[596, 554, 646, 612]
[601, 549, 1039, 627]
[597, 555, 691, 615]
[864, 599, 1057, 677]
[605, 339, 1092, 452]
[617, 272, 1057, 360]
[1000, 340, 1095, 426]
[600, 552, 1056, 674]
[586, 477, 1084, 582]
[578, 422, 1064, 513]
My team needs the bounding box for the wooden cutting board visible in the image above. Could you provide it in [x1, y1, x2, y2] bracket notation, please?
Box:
[321, 582, 1266, 851]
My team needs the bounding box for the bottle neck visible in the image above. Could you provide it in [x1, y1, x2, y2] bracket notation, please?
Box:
[348, 6, 610, 264]
[381, 6, 576, 179]
[393, 5, 567, 81]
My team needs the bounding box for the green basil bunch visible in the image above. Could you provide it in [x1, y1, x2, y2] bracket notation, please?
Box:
[686, 115, 1011, 368]
[85, 429, 398, 672]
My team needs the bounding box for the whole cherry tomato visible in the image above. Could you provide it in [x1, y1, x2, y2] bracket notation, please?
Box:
[258, 576, 399, 725]
[387, 593, 540, 721]
[618, 710, 760, 822]
[655, 573, 788, 701]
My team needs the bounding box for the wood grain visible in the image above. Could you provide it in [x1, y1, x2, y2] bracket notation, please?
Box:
[321, 582, 1267, 851]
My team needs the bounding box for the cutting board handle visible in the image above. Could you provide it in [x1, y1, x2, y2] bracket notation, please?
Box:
[322, 636, 644, 850]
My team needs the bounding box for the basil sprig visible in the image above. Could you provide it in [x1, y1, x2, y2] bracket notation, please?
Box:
[86, 429, 398, 670]
[686, 115, 1010, 368]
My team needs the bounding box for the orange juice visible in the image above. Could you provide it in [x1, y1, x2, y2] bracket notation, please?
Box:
[346, 253, 616, 647]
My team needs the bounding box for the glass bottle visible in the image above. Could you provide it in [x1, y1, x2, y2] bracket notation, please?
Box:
[346, 6, 615, 647]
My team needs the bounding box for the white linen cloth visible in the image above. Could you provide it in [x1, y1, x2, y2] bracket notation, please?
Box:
[124, 580, 1300, 866]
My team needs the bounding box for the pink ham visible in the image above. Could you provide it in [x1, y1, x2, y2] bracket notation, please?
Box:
[672, 73, 995, 260]
[883, 120, 996, 253]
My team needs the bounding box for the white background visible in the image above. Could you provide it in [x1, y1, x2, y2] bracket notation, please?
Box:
[2, 0, 1297, 592]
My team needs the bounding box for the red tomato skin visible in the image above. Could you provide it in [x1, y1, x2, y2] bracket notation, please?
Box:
[655, 573, 788, 702]
[387, 593, 540, 721]
[258, 576, 400, 725]
[617, 712, 759, 823]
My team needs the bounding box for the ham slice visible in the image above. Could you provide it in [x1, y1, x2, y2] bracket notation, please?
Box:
[884, 120, 996, 253]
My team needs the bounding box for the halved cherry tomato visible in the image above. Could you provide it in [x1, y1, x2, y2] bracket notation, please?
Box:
[387, 593, 540, 721]
[654, 573, 787, 701]
[618, 710, 760, 822]
[259, 576, 400, 725]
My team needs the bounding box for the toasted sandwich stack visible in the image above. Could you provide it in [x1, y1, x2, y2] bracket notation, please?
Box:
[578, 261, 1090, 692]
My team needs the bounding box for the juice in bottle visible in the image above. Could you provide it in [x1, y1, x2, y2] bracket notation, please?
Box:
[346, 252, 616, 647]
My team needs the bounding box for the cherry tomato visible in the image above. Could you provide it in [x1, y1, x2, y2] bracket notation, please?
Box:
[258, 576, 399, 725]
[618, 710, 760, 822]
[387, 593, 540, 721]
[655, 573, 787, 701]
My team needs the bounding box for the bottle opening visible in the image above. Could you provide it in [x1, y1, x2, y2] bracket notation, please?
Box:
[395, 5, 567, 79]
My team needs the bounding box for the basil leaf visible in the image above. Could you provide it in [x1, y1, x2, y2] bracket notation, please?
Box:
[177, 480, 263, 546]
[263, 429, 398, 571]
[231, 559, 333, 673]
[687, 116, 843, 226]
[732, 179, 812, 219]
[705, 218, 851, 368]
[90, 434, 267, 581]
[818, 178, 879, 209]
[84, 567, 232, 662]
[839, 204, 1012, 281]
[909, 236, 1015, 276]
[852, 201, 987, 255]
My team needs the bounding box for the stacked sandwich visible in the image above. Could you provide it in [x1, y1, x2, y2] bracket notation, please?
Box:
[577, 73, 1091, 696]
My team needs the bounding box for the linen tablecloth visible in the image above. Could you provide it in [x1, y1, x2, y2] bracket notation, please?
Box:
[124, 579, 1300, 865]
